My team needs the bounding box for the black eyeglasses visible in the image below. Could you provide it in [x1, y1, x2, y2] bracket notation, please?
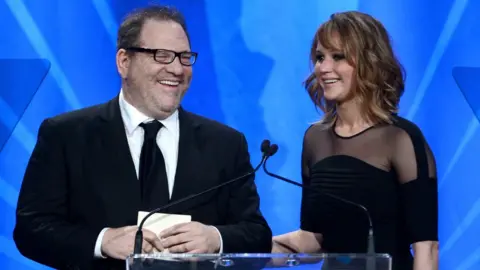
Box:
[125, 47, 198, 66]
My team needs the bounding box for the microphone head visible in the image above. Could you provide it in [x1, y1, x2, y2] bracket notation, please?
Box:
[261, 140, 271, 153]
[269, 144, 279, 156]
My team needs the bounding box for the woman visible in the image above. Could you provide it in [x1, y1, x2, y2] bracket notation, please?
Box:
[272, 11, 438, 270]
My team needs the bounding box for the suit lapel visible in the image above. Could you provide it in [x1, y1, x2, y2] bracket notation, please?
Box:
[97, 97, 140, 225]
[168, 108, 225, 214]
[169, 108, 204, 207]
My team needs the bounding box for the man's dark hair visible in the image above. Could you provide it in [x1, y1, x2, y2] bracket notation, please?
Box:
[116, 5, 190, 51]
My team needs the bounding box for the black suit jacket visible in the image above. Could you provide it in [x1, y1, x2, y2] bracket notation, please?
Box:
[13, 97, 272, 270]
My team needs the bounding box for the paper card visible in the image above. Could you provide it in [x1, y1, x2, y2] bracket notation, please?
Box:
[137, 211, 191, 236]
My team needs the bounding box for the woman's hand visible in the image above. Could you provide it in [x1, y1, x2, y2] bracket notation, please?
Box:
[271, 230, 322, 253]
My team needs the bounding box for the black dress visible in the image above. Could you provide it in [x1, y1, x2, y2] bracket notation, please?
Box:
[300, 116, 438, 270]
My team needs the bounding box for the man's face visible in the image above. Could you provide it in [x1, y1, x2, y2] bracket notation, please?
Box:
[117, 19, 193, 119]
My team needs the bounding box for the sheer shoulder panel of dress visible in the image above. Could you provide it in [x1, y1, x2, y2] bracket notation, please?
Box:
[389, 117, 438, 244]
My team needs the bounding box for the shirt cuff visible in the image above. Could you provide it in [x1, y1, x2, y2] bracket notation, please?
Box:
[211, 226, 223, 253]
[94, 227, 110, 258]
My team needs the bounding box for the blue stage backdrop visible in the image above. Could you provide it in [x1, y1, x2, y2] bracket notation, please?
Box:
[1, 0, 479, 269]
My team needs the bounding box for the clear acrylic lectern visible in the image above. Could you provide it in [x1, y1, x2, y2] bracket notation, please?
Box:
[126, 253, 392, 270]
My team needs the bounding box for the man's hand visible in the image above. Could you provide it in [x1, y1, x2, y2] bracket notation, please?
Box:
[159, 222, 220, 253]
[101, 226, 163, 260]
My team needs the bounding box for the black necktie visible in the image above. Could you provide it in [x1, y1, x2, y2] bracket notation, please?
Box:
[139, 121, 170, 210]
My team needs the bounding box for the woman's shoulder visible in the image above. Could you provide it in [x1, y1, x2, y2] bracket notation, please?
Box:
[386, 115, 427, 142]
[303, 122, 332, 141]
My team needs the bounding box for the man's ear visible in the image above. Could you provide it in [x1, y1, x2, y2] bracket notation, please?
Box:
[116, 48, 130, 79]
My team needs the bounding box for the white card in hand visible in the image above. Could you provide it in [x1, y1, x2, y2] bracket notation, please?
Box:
[137, 211, 191, 236]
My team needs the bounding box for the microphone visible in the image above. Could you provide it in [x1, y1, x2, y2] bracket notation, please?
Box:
[133, 139, 272, 255]
[263, 144, 376, 256]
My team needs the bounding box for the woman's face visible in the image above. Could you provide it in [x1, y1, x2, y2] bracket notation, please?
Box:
[314, 41, 355, 102]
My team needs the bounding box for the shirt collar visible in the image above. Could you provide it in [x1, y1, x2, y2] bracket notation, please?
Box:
[119, 89, 179, 136]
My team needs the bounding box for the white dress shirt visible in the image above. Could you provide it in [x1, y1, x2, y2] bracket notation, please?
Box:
[118, 90, 180, 195]
[93, 90, 222, 257]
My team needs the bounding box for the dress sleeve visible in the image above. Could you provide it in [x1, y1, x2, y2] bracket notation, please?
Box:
[391, 124, 438, 244]
[300, 126, 315, 232]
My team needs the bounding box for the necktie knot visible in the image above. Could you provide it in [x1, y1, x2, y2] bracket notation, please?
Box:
[140, 121, 163, 140]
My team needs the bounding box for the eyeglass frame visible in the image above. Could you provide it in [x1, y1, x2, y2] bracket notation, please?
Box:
[124, 47, 198, 66]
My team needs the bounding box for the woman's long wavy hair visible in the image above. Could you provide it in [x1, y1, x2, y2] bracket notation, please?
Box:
[304, 11, 405, 127]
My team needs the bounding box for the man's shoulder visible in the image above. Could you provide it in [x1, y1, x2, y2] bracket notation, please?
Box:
[185, 110, 243, 138]
[42, 99, 113, 131]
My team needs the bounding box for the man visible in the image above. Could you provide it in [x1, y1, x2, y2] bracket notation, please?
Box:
[13, 5, 272, 270]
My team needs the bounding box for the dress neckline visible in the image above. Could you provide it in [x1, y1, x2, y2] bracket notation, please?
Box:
[332, 124, 377, 139]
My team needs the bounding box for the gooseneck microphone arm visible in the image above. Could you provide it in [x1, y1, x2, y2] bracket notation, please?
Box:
[133, 140, 273, 255]
[263, 144, 375, 255]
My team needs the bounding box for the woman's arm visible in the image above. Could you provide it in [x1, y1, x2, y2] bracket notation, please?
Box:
[390, 122, 439, 270]
[413, 241, 439, 270]
[272, 230, 322, 253]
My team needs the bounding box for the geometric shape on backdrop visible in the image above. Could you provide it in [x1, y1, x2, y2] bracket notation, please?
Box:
[0, 59, 50, 152]
[452, 66, 480, 123]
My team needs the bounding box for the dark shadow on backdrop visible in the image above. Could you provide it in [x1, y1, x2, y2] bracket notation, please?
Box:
[453, 66, 480, 123]
[0, 59, 51, 152]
